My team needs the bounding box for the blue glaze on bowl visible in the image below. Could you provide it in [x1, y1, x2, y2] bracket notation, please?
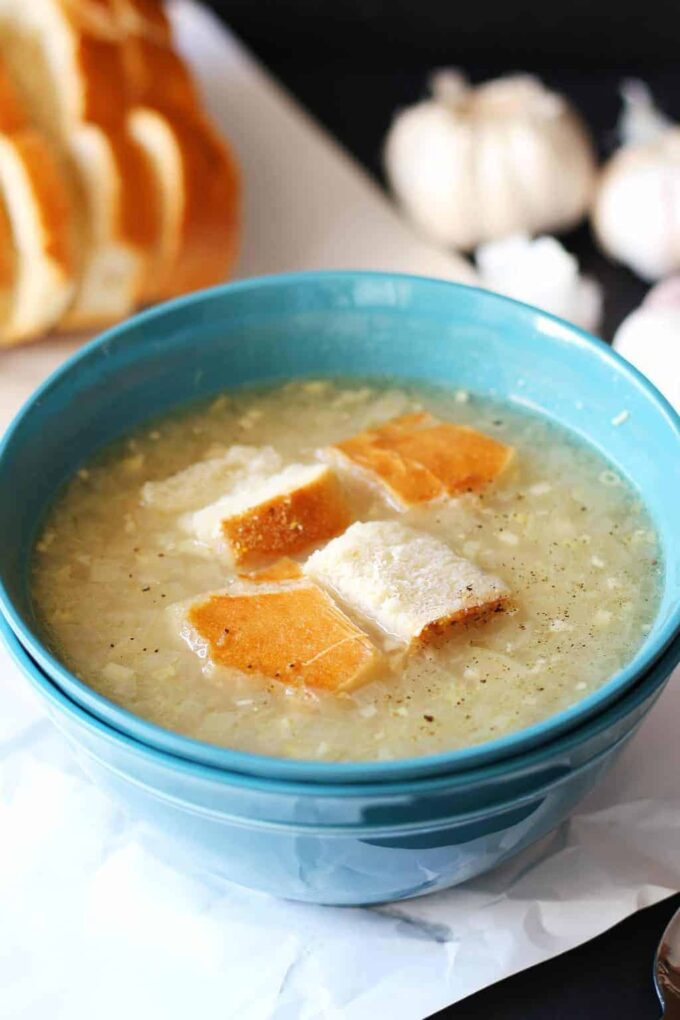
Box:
[2, 615, 678, 904]
[0, 272, 678, 784]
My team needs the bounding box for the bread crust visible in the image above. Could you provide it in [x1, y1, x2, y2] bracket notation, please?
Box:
[328, 413, 514, 508]
[130, 107, 240, 301]
[186, 583, 382, 693]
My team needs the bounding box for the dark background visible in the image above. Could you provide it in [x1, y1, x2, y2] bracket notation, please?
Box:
[205, 0, 680, 340]
[203, 1, 678, 1014]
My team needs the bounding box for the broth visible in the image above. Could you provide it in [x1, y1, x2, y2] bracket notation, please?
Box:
[31, 379, 661, 761]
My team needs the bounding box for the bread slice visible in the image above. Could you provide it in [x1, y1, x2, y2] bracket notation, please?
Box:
[323, 413, 514, 510]
[0, 130, 76, 345]
[60, 119, 158, 329]
[68, 0, 171, 41]
[304, 521, 510, 649]
[173, 578, 382, 693]
[128, 107, 240, 301]
[69, 0, 198, 114]
[141, 446, 283, 514]
[0, 0, 127, 132]
[184, 463, 352, 567]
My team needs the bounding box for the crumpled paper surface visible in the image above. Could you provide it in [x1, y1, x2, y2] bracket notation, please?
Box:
[2, 654, 678, 1019]
[0, 3, 678, 1017]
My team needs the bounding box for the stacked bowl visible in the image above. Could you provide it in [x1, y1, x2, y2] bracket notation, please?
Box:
[1, 272, 679, 905]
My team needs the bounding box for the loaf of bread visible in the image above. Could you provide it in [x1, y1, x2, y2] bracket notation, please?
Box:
[0, 0, 240, 344]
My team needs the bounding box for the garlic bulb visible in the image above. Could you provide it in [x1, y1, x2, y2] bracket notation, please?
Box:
[593, 81, 680, 281]
[384, 71, 597, 251]
[476, 234, 602, 332]
[613, 276, 680, 410]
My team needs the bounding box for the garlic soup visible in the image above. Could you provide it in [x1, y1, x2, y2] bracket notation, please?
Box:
[31, 379, 661, 762]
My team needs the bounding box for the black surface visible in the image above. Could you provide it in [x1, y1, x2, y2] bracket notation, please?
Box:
[207, 6, 680, 339]
[200, 3, 679, 1016]
[435, 893, 680, 1019]
[204, 0, 680, 68]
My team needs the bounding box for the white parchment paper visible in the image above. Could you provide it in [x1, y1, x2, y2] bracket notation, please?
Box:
[0, 4, 677, 1017]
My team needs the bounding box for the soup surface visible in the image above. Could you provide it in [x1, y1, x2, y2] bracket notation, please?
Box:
[32, 379, 661, 761]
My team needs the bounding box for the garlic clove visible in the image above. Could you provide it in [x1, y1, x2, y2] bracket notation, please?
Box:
[613, 277, 680, 411]
[476, 234, 603, 333]
[641, 272, 680, 310]
[619, 79, 674, 148]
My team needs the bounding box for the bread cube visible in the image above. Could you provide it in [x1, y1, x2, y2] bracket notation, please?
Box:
[174, 578, 381, 693]
[305, 520, 509, 648]
[141, 445, 282, 513]
[184, 462, 352, 566]
[323, 412, 513, 509]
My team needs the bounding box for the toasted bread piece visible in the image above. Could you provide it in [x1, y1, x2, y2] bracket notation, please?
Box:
[185, 463, 352, 567]
[324, 413, 514, 509]
[305, 520, 510, 649]
[128, 107, 239, 301]
[141, 446, 283, 514]
[0, 130, 76, 345]
[177, 579, 382, 693]
[60, 119, 157, 328]
[0, 0, 127, 132]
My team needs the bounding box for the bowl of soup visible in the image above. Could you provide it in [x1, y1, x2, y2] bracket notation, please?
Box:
[0, 272, 677, 782]
[2, 613, 678, 903]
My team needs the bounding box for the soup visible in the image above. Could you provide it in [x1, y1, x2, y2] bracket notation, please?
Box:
[31, 379, 661, 762]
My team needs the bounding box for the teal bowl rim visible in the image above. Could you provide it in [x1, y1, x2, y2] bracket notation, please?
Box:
[0, 270, 679, 784]
[2, 610, 678, 804]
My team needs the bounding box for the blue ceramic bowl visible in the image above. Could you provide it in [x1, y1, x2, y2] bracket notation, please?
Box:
[0, 272, 679, 785]
[2, 614, 678, 904]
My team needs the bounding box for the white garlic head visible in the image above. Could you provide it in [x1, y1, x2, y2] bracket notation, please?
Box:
[613, 276, 680, 411]
[384, 71, 597, 251]
[593, 82, 680, 281]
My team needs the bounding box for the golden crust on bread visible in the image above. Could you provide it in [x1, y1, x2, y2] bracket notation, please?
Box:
[220, 466, 352, 567]
[186, 584, 382, 693]
[63, 0, 198, 114]
[123, 35, 198, 114]
[0, 61, 27, 133]
[129, 107, 240, 301]
[329, 413, 514, 507]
